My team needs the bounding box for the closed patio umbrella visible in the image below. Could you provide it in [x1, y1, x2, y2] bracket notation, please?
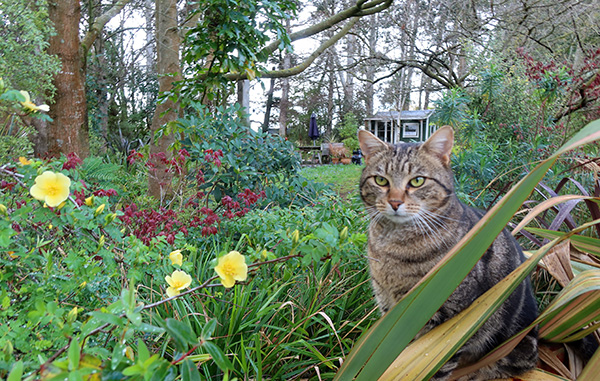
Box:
[308, 113, 320, 145]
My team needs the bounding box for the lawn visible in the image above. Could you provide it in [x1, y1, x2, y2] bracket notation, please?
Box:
[300, 163, 364, 198]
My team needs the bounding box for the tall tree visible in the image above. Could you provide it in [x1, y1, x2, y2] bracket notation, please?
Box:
[45, 0, 129, 158]
[148, 0, 181, 199]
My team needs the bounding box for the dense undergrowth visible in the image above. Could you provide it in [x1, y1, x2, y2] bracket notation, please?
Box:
[0, 88, 378, 380]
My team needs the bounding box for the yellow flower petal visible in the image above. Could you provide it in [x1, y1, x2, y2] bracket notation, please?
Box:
[19, 91, 49, 112]
[220, 275, 236, 288]
[19, 90, 31, 103]
[165, 270, 192, 293]
[166, 287, 180, 297]
[169, 250, 183, 266]
[214, 251, 248, 288]
[30, 171, 71, 207]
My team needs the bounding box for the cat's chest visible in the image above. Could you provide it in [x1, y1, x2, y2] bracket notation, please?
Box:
[367, 231, 444, 287]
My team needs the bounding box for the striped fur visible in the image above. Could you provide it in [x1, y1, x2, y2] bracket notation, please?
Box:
[358, 127, 538, 380]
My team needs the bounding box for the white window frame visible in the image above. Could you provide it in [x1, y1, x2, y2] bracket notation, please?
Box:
[402, 122, 420, 138]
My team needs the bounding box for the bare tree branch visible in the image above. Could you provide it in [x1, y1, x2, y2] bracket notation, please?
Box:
[81, 0, 132, 56]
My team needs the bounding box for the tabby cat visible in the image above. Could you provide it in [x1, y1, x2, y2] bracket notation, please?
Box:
[358, 126, 539, 380]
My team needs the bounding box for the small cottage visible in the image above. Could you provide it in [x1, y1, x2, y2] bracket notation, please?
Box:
[363, 110, 436, 144]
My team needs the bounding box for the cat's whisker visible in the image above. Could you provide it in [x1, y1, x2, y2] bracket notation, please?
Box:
[422, 209, 462, 223]
[412, 213, 443, 246]
[419, 210, 451, 232]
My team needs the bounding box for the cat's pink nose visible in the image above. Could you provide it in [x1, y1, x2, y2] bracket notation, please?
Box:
[389, 200, 403, 211]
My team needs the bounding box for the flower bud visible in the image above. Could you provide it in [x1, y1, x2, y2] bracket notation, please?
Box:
[0, 204, 7, 215]
[98, 235, 105, 247]
[104, 213, 117, 225]
[340, 226, 348, 241]
[94, 203, 106, 216]
[85, 196, 94, 206]
[291, 229, 300, 245]
[67, 307, 78, 323]
[125, 346, 135, 361]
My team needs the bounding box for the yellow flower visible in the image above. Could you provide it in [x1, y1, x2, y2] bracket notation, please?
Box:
[85, 196, 94, 206]
[169, 250, 183, 266]
[19, 90, 49, 112]
[30, 171, 71, 207]
[18, 157, 32, 165]
[165, 270, 192, 297]
[214, 251, 248, 288]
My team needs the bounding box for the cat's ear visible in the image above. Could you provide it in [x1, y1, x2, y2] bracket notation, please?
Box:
[358, 129, 388, 163]
[421, 126, 454, 166]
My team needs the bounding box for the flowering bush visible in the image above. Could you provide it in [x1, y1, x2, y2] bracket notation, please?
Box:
[0, 88, 372, 379]
[0, 144, 373, 378]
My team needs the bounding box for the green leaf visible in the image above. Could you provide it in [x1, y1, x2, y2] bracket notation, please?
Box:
[538, 269, 600, 342]
[137, 322, 166, 334]
[579, 342, 600, 380]
[88, 311, 123, 327]
[180, 359, 202, 381]
[165, 318, 197, 351]
[138, 339, 150, 363]
[68, 338, 81, 371]
[203, 341, 234, 371]
[7, 360, 23, 381]
[525, 227, 600, 256]
[201, 319, 217, 341]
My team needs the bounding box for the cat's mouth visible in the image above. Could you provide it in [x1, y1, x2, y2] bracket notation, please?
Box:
[382, 207, 414, 223]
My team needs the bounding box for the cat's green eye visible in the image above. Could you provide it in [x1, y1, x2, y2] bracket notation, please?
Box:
[409, 176, 425, 188]
[374, 176, 389, 186]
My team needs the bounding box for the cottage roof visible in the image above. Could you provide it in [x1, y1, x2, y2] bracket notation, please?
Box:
[365, 110, 435, 121]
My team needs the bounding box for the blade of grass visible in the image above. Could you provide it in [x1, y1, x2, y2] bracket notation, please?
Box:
[526, 227, 600, 256]
[335, 119, 600, 380]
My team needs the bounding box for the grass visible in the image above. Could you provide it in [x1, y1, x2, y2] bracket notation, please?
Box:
[301, 164, 364, 199]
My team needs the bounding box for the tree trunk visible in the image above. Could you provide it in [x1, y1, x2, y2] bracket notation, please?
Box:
[364, 15, 377, 116]
[343, 33, 356, 114]
[278, 19, 291, 137]
[237, 79, 250, 127]
[46, 0, 88, 158]
[262, 77, 275, 133]
[326, 51, 335, 138]
[148, 0, 181, 200]
[43, 0, 130, 159]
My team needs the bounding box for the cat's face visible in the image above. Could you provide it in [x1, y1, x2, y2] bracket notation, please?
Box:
[358, 126, 455, 225]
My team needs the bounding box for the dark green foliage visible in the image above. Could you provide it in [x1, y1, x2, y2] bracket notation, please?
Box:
[337, 112, 360, 152]
[178, 0, 297, 103]
[166, 102, 331, 207]
[0, 0, 60, 97]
